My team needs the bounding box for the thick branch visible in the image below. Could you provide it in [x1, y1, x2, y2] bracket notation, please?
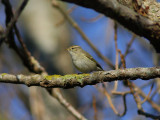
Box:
[61, 0, 160, 52]
[0, 67, 160, 88]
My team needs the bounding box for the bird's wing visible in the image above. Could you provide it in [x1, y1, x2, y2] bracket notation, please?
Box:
[85, 52, 103, 71]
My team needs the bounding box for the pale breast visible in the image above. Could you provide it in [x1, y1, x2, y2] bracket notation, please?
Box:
[73, 56, 97, 73]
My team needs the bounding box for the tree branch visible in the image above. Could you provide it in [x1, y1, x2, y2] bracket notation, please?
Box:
[0, 1, 87, 119]
[61, 0, 160, 53]
[0, 0, 29, 43]
[0, 67, 160, 88]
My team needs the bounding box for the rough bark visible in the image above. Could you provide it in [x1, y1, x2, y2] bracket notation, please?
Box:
[0, 67, 159, 88]
[61, 0, 160, 52]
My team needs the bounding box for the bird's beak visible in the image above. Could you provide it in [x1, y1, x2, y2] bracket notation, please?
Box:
[67, 47, 72, 51]
[67, 48, 70, 51]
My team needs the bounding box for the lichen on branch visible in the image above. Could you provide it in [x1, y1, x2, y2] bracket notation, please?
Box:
[0, 67, 160, 88]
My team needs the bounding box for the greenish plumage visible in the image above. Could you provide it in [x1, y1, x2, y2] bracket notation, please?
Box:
[67, 45, 103, 73]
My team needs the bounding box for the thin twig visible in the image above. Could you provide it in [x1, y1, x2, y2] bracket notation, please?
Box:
[1, 0, 45, 73]
[0, 0, 29, 43]
[140, 82, 154, 104]
[120, 94, 128, 116]
[114, 22, 118, 71]
[139, 80, 155, 89]
[112, 91, 131, 96]
[119, 34, 136, 67]
[118, 44, 143, 111]
[133, 84, 160, 112]
[97, 84, 119, 115]
[129, 82, 143, 110]
[98, 84, 127, 116]
[118, 50, 126, 68]
[112, 91, 130, 116]
[92, 96, 98, 120]
[1, 0, 22, 57]
[124, 34, 136, 58]
[68, 5, 78, 13]
[14, 27, 31, 57]
[81, 14, 103, 22]
[113, 22, 118, 91]
[150, 87, 158, 99]
[55, 5, 78, 26]
[138, 109, 160, 119]
[53, 88, 87, 120]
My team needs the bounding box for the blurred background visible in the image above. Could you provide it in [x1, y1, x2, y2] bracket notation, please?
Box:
[0, 0, 159, 120]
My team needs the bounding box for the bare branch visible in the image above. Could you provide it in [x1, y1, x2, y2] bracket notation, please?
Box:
[52, 89, 87, 120]
[0, 67, 160, 88]
[124, 34, 136, 58]
[0, 0, 29, 43]
[138, 109, 160, 119]
[113, 22, 118, 92]
[61, 0, 160, 53]
[140, 82, 154, 104]
[92, 96, 98, 120]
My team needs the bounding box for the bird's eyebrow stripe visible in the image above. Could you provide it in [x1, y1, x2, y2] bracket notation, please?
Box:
[70, 46, 80, 48]
[73, 46, 79, 47]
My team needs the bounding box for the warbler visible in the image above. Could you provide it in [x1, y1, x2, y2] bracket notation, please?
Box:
[67, 45, 103, 73]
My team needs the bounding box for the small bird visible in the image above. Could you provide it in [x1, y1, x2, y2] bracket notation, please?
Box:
[67, 45, 103, 73]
